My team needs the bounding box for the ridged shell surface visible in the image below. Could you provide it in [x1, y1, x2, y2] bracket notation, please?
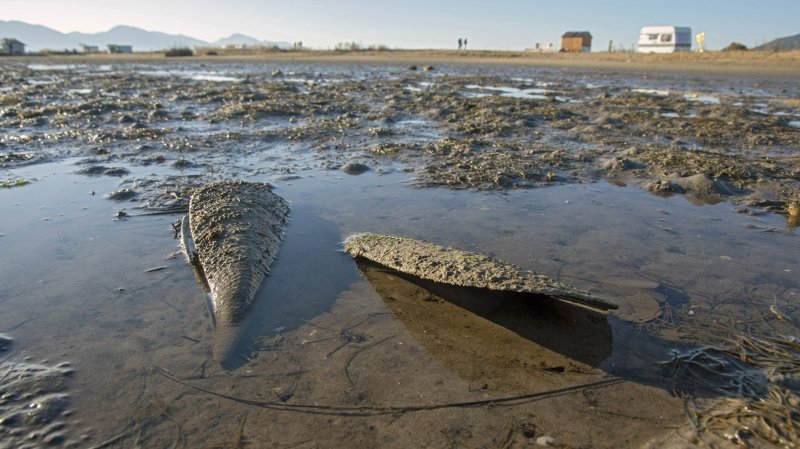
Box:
[344, 233, 616, 312]
[189, 181, 290, 324]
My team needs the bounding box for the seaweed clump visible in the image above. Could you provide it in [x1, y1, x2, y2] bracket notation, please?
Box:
[0, 179, 31, 188]
[414, 139, 575, 190]
[666, 331, 800, 448]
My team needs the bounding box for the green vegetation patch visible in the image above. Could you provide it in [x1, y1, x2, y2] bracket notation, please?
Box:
[0, 179, 32, 188]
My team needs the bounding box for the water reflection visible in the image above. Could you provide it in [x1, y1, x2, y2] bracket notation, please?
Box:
[357, 258, 782, 402]
[357, 259, 612, 394]
[211, 208, 358, 370]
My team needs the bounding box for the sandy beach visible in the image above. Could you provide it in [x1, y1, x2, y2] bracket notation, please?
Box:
[15, 48, 800, 77]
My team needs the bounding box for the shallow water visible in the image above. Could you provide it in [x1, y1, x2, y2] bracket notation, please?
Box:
[1, 61, 798, 448]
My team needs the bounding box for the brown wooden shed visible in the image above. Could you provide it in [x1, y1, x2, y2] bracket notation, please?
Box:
[561, 32, 592, 52]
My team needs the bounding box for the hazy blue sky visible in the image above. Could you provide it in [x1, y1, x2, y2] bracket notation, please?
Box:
[2, 0, 798, 50]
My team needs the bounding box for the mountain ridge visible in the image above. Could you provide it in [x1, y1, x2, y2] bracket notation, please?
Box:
[0, 20, 289, 51]
[753, 33, 800, 51]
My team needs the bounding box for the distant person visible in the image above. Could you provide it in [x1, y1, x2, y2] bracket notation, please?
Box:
[463, 38, 468, 50]
[458, 38, 463, 50]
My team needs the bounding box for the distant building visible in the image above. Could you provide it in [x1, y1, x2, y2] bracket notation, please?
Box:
[81, 44, 100, 53]
[107, 44, 133, 54]
[561, 32, 592, 52]
[1, 38, 26, 55]
[637, 26, 692, 53]
[526, 42, 556, 52]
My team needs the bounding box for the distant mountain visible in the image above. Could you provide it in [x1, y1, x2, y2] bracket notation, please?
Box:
[213, 33, 264, 47]
[0, 20, 79, 51]
[68, 25, 207, 50]
[753, 33, 800, 51]
[210, 33, 290, 49]
[0, 20, 288, 52]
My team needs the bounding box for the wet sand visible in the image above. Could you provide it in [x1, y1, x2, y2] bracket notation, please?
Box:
[0, 57, 798, 448]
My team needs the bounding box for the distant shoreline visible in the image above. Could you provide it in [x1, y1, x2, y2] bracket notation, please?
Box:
[7, 49, 800, 77]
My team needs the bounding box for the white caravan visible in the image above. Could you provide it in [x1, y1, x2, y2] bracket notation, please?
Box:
[637, 26, 692, 53]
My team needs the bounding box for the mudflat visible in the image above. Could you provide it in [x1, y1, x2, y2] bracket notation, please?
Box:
[0, 54, 797, 448]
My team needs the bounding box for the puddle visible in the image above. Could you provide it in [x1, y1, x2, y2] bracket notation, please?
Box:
[27, 64, 80, 72]
[138, 69, 241, 82]
[1, 157, 797, 447]
[0, 165, 797, 441]
[66, 88, 93, 95]
[684, 93, 721, 105]
[26, 78, 59, 86]
[189, 74, 240, 83]
[631, 88, 670, 96]
[464, 84, 553, 100]
[500, 78, 555, 88]
[636, 88, 734, 106]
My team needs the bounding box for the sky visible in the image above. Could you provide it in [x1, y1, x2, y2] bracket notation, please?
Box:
[2, 0, 798, 50]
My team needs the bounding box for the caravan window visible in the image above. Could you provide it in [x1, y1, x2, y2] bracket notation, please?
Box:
[660, 33, 673, 43]
[647, 33, 659, 41]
